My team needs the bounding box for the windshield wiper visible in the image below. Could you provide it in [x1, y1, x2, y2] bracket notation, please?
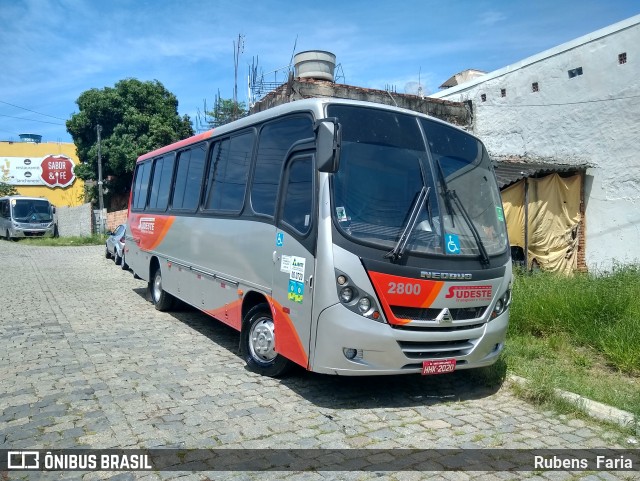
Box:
[385, 186, 430, 262]
[435, 159, 456, 228]
[435, 159, 490, 267]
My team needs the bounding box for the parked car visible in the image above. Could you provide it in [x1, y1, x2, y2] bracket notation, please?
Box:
[105, 224, 128, 269]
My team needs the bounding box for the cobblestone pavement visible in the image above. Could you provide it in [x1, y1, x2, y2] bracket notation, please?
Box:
[0, 242, 637, 481]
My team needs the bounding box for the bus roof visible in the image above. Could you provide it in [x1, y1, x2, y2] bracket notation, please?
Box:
[0, 195, 52, 202]
[135, 97, 476, 163]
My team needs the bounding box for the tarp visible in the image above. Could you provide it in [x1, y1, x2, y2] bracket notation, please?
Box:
[501, 173, 582, 274]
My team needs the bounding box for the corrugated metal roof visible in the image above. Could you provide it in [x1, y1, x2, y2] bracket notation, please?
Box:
[495, 160, 587, 189]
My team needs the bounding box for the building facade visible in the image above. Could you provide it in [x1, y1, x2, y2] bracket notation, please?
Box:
[430, 15, 640, 270]
[0, 137, 85, 207]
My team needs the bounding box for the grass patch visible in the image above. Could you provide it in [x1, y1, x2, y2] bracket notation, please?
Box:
[506, 266, 640, 423]
[14, 234, 107, 246]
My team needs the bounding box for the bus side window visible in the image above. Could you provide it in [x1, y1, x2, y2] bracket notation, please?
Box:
[172, 144, 206, 211]
[148, 155, 175, 211]
[281, 156, 313, 235]
[132, 161, 152, 210]
[251, 116, 314, 217]
[204, 131, 254, 213]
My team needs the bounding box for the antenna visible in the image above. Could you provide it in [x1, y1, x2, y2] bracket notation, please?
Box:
[288, 35, 298, 74]
[233, 34, 245, 114]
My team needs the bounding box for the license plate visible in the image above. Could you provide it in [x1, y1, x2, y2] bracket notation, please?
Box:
[422, 359, 456, 375]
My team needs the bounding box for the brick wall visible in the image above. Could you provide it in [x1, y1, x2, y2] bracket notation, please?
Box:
[106, 209, 128, 232]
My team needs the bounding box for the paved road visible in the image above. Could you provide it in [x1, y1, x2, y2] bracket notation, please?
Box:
[0, 242, 636, 480]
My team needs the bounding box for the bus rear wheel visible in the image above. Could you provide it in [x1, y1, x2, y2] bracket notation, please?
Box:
[149, 266, 174, 311]
[240, 304, 292, 377]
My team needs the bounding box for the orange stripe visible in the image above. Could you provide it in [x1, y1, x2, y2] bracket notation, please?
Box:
[205, 299, 242, 331]
[147, 216, 175, 251]
[367, 271, 444, 325]
[268, 297, 309, 369]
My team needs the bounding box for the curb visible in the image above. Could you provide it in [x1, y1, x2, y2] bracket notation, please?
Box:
[508, 374, 639, 436]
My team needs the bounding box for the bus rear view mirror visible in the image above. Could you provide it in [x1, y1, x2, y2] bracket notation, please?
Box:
[315, 118, 341, 173]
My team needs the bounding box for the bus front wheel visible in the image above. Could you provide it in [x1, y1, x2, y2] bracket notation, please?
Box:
[149, 266, 174, 311]
[241, 304, 291, 377]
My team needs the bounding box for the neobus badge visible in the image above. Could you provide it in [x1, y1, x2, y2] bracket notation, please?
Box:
[138, 217, 155, 232]
[420, 271, 472, 280]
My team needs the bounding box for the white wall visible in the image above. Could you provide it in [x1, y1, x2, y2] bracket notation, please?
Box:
[431, 16, 640, 269]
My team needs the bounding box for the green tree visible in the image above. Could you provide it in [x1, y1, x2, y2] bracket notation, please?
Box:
[66, 78, 193, 202]
[0, 182, 18, 196]
[206, 94, 247, 128]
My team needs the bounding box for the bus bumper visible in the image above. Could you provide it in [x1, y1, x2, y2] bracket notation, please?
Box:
[8, 224, 56, 238]
[310, 303, 508, 376]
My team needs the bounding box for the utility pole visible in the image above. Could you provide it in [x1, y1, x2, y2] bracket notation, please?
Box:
[97, 124, 105, 234]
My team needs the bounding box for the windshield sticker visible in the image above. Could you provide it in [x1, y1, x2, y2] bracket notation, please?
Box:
[445, 234, 461, 255]
[280, 255, 292, 274]
[276, 232, 284, 247]
[288, 279, 304, 303]
[336, 206, 347, 222]
[496, 206, 504, 222]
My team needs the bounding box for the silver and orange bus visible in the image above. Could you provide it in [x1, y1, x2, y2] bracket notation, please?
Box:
[126, 98, 512, 377]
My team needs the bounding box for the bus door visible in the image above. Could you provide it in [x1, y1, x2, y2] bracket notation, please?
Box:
[271, 153, 316, 369]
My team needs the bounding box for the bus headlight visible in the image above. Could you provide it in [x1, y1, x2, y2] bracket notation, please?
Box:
[492, 289, 511, 318]
[357, 297, 371, 313]
[335, 269, 385, 323]
[340, 287, 354, 303]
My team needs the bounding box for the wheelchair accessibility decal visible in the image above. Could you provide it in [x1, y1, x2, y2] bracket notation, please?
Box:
[445, 234, 461, 255]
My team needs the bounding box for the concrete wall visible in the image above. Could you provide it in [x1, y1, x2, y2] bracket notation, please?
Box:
[431, 15, 640, 269]
[251, 77, 471, 127]
[56, 202, 93, 237]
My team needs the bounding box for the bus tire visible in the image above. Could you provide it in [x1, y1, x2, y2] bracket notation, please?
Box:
[149, 266, 174, 311]
[241, 304, 292, 377]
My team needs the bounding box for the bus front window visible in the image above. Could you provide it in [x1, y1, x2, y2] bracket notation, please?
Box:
[12, 199, 53, 223]
[328, 104, 508, 259]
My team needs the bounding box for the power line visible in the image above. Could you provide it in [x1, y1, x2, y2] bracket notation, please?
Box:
[0, 113, 65, 126]
[0, 99, 67, 121]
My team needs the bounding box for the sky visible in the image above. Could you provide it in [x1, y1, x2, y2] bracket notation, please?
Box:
[1, 0, 638, 144]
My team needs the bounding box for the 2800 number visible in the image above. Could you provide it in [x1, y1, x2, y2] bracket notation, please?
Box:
[388, 282, 421, 295]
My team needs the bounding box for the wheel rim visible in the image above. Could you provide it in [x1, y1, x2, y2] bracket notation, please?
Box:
[249, 316, 277, 364]
[153, 271, 162, 303]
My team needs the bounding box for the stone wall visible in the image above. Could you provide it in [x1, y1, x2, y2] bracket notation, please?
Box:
[251, 77, 471, 127]
[56, 202, 93, 237]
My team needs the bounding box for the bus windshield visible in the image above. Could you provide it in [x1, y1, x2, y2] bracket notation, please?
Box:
[328, 105, 508, 259]
[11, 199, 53, 223]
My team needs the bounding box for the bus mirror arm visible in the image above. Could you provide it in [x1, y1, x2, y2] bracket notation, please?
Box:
[314, 118, 341, 173]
